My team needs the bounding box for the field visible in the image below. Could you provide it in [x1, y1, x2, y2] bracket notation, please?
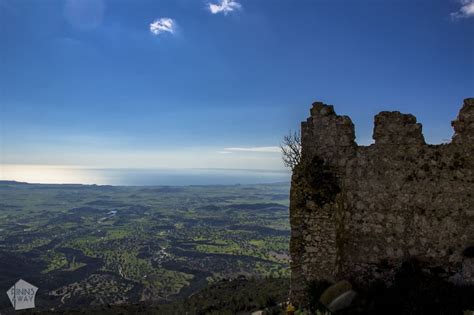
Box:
[0, 181, 290, 312]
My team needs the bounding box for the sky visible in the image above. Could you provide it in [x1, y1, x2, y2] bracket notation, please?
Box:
[1, 0, 473, 175]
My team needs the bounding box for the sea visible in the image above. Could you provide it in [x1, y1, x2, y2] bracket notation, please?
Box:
[0, 165, 291, 186]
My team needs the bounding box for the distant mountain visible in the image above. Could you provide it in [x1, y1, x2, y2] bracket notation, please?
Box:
[0, 180, 29, 185]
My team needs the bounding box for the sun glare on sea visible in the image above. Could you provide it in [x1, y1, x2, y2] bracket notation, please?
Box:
[0, 164, 101, 185]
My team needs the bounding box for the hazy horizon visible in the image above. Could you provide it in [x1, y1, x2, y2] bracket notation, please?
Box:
[1, 0, 473, 184]
[0, 164, 291, 186]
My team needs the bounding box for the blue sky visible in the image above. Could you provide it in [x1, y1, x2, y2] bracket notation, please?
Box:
[1, 0, 473, 172]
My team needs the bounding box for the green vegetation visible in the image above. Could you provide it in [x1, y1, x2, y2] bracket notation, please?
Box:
[34, 277, 290, 315]
[0, 181, 290, 311]
[42, 251, 68, 273]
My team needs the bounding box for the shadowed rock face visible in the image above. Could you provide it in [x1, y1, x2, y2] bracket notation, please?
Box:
[289, 98, 474, 307]
[453, 98, 474, 144]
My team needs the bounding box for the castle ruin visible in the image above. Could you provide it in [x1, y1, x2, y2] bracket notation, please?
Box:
[289, 98, 474, 307]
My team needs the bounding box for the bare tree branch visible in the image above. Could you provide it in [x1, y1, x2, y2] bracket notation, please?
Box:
[281, 130, 301, 170]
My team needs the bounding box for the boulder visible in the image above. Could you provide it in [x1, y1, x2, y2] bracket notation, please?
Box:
[327, 290, 357, 313]
[319, 280, 352, 307]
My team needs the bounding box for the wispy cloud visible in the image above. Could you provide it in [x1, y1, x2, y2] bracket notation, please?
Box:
[208, 0, 242, 15]
[451, 0, 474, 19]
[223, 146, 281, 153]
[149, 18, 175, 35]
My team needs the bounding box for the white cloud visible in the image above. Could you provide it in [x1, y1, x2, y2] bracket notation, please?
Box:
[451, 0, 474, 19]
[208, 0, 241, 15]
[224, 146, 281, 153]
[149, 18, 175, 35]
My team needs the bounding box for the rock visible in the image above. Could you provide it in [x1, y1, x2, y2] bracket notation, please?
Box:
[289, 99, 474, 307]
[373, 111, 425, 145]
[328, 290, 357, 313]
[319, 280, 352, 307]
[452, 98, 474, 144]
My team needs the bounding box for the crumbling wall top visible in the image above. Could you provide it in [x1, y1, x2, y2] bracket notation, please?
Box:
[303, 98, 473, 148]
[452, 98, 474, 144]
[373, 111, 425, 145]
[301, 102, 356, 160]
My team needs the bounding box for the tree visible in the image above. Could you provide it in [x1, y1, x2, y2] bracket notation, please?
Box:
[281, 130, 301, 170]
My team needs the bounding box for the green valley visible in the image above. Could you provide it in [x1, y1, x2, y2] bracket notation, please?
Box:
[0, 181, 289, 312]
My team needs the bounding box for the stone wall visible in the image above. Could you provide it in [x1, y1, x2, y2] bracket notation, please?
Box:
[289, 98, 474, 307]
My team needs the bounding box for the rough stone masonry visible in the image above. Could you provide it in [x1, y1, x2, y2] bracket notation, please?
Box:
[289, 98, 474, 307]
